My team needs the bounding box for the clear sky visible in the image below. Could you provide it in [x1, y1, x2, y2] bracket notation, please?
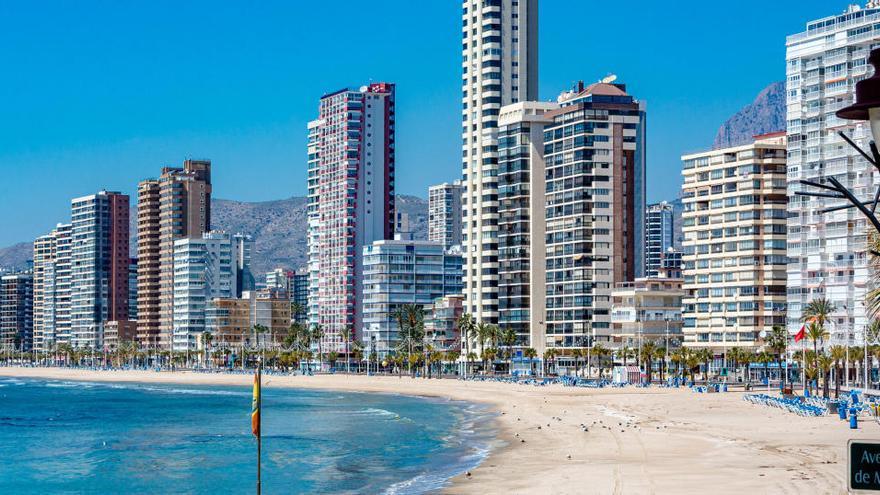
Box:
[0, 0, 843, 246]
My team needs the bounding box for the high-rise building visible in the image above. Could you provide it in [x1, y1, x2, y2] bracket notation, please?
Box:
[172, 231, 237, 351]
[233, 233, 255, 296]
[786, 3, 880, 346]
[645, 202, 676, 278]
[362, 235, 463, 357]
[1, 272, 34, 351]
[292, 272, 309, 324]
[681, 133, 788, 352]
[307, 83, 395, 353]
[494, 81, 647, 356]
[428, 181, 464, 247]
[128, 258, 138, 321]
[461, 0, 538, 325]
[497, 101, 558, 356]
[33, 223, 72, 350]
[137, 159, 212, 348]
[395, 211, 411, 234]
[69, 191, 130, 349]
[541, 82, 646, 351]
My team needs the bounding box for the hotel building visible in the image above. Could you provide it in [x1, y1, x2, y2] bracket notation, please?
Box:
[461, 0, 538, 324]
[307, 83, 395, 353]
[786, 2, 880, 345]
[428, 181, 464, 247]
[33, 224, 72, 350]
[681, 133, 788, 351]
[0, 272, 34, 351]
[495, 81, 647, 355]
[69, 191, 130, 349]
[610, 277, 684, 353]
[172, 231, 238, 351]
[362, 235, 463, 357]
[137, 159, 212, 348]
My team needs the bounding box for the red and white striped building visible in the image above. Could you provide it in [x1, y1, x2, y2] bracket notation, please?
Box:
[307, 83, 396, 353]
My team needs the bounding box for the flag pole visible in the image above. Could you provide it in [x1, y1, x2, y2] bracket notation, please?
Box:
[257, 360, 262, 495]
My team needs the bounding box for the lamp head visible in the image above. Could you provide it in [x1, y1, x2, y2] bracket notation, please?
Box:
[837, 48, 880, 143]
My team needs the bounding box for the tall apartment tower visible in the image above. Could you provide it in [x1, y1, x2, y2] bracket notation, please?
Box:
[681, 133, 788, 352]
[645, 202, 675, 277]
[307, 84, 395, 352]
[461, 0, 538, 324]
[32, 223, 72, 350]
[786, 3, 880, 345]
[137, 159, 212, 348]
[69, 191, 130, 349]
[495, 81, 646, 353]
[0, 273, 34, 351]
[497, 101, 557, 355]
[233, 233, 255, 296]
[428, 181, 464, 247]
[172, 231, 237, 351]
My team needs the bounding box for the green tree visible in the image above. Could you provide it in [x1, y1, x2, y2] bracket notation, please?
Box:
[457, 313, 476, 377]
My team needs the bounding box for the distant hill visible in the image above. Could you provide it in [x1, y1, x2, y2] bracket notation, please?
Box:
[0, 195, 429, 279]
[713, 81, 785, 149]
[0, 242, 31, 272]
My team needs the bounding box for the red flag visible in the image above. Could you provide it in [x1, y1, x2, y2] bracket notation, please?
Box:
[794, 325, 805, 343]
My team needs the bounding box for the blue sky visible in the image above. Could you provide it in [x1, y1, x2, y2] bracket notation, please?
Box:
[0, 0, 842, 246]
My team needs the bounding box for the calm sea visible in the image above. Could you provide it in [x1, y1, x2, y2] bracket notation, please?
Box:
[0, 376, 495, 494]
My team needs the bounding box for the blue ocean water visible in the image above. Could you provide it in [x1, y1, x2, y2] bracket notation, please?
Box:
[0, 376, 495, 494]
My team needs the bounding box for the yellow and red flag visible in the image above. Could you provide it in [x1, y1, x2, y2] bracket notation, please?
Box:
[251, 368, 261, 437]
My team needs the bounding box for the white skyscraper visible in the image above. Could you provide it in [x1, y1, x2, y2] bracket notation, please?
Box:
[172, 231, 238, 351]
[786, 2, 880, 346]
[428, 181, 464, 247]
[461, 0, 538, 324]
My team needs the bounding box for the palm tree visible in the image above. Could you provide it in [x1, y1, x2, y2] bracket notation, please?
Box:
[817, 354, 834, 399]
[727, 347, 745, 383]
[202, 332, 213, 368]
[641, 341, 658, 383]
[591, 343, 608, 379]
[499, 327, 517, 375]
[805, 321, 830, 372]
[830, 345, 846, 398]
[571, 348, 584, 377]
[457, 313, 475, 377]
[765, 325, 788, 389]
[310, 323, 324, 371]
[698, 348, 713, 382]
[805, 366, 820, 396]
[543, 348, 559, 375]
[396, 304, 425, 377]
[290, 301, 306, 324]
[523, 347, 538, 376]
[619, 345, 633, 367]
[756, 351, 773, 388]
[475, 322, 493, 372]
[802, 297, 837, 328]
[341, 324, 353, 374]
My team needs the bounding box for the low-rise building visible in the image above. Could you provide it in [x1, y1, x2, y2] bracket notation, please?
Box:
[610, 277, 684, 354]
[425, 295, 464, 350]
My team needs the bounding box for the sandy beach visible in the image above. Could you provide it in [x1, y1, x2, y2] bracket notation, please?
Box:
[0, 367, 868, 494]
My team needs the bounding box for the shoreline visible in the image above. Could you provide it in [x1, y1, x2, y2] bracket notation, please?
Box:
[0, 366, 869, 494]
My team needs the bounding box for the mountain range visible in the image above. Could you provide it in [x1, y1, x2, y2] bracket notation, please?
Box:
[0, 195, 429, 280]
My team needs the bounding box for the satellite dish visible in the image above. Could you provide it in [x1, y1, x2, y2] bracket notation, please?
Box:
[601, 74, 618, 84]
[759, 330, 767, 339]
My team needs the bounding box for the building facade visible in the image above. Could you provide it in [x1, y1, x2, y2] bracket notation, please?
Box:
[681, 134, 788, 351]
[172, 231, 237, 351]
[645, 202, 676, 278]
[786, 3, 880, 346]
[137, 159, 212, 349]
[362, 236, 464, 356]
[69, 191, 130, 349]
[610, 277, 684, 354]
[33, 223, 72, 351]
[497, 101, 558, 355]
[0, 273, 34, 351]
[234, 233, 255, 296]
[425, 294, 465, 349]
[428, 181, 464, 247]
[542, 82, 646, 350]
[461, 0, 538, 325]
[307, 83, 395, 353]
